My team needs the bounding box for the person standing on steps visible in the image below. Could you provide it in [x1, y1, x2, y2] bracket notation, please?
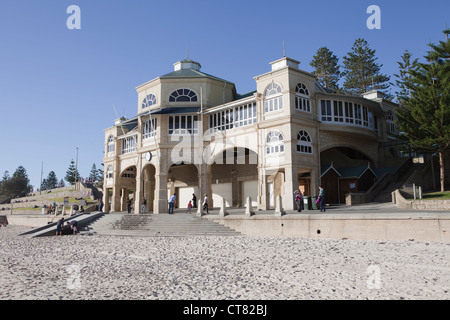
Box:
[192, 193, 197, 208]
[141, 197, 147, 214]
[126, 197, 132, 213]
[168, 193, 176, 214]
[202, 194, 209, 214]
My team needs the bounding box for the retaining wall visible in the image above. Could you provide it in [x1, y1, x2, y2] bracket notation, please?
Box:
[392, 189, 450, 210]
[210, 213, 450, 242]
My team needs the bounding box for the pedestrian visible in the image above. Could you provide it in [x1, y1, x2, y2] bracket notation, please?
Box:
[187, 201, 192, 214]
[56, 217, 64, 236]
[126, 197, 132, 213]
[294, 187, 303, 212]
[318, 186, 326, 212]
[192, 193, 197, 208]
[202, 194, 209, 214]
[141, 197, 147, 214]
[99, 199, 104, 212]
[168, 193, 176, 214]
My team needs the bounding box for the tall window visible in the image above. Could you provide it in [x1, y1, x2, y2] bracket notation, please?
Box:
[107, 135, 115, 154]
[266, 131, 284, 154]
[143, 118, 157, 140]
[169, 89, 198, 102]
[297, 130, 312, 154]
[264, 83, 283, 113]
[106, 165, 113, 179]
[121, 136, 137, 154]
[345, 102, 354, 124]
[333, 101, 344, 122]
[142, 94, 157, 108]
[295, 83, 311, 112]
[386, 111, 396, 136]
[168, 115, 198, 135]
[321, 100, 332, 121]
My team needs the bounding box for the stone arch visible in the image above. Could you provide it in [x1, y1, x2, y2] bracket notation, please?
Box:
[209, 147, 258, 208]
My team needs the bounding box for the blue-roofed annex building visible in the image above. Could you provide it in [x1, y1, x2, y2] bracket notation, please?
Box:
[102, 56, 408, 213]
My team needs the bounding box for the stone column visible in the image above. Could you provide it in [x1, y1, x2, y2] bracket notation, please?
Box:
[257, 167, 268, 210]
[111, 185, 121, 212]
[104, 188, 110, 212]
[134, 155, 143, 214]
[283, 165, 297, 211]
[310, 167, 320, 197]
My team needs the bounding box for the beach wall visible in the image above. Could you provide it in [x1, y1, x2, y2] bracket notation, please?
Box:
[210, 214, 450, 242]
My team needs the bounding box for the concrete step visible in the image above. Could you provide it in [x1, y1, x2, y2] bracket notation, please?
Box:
[86, 213, 241, 237]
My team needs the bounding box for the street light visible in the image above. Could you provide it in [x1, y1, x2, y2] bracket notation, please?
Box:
[76, 147, 79, 188]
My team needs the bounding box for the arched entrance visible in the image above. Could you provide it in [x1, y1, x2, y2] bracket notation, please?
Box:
[320, 147, 376, 204]
[119, 166, 137, 212]
[210, 147, 258, 208]
[167, 163, 199, 209]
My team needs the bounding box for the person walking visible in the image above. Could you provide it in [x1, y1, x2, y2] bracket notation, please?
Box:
[141, 197, 147, 214]
[318, 186, 326, 212]
[294, 188, 303, 212]
[126, 197, 132, 213]
[99, 199, 104, 212]
[202, 194, 209, 214]
[187, 201, 192, 214]
[168, 193, 176, 214]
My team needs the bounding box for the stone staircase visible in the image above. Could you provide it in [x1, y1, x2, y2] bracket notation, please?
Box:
[373, 163, 426, 203]
[83, 212, 242, 237]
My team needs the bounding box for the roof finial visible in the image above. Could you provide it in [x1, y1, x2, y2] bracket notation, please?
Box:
[187, 47, 189, 60]
[283, 41, 286, 57]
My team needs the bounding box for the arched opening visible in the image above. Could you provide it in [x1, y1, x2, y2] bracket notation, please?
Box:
[119, 166, 137, 212]
[167, 163, 199, 209]
[320, 147, 376, 204]
[210, 147, 258, 208]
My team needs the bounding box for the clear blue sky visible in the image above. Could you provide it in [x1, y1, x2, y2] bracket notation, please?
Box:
[0, 0, 448, 190]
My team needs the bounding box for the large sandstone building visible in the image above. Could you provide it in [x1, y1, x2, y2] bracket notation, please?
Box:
[102, 56, 404, 213]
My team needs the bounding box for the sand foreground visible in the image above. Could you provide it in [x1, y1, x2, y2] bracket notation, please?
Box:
[1, 226, 449, 300]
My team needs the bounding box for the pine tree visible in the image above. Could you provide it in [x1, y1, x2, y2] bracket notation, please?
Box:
[396, 29, 450, 192]
[89, 163, 98, 182]
[309, 47, 341, 90]
[1, 166, 32, 199]
[394, 50, 419, 102]
[65, 159, 80, 185]
[46, 171, 58, 189]
[342, 38, 391, 96]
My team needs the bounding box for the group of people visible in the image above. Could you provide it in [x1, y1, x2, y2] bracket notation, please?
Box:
[294, 186, 326, 212]
[168, 193, 209, 214]
[55, 217, 78, 236]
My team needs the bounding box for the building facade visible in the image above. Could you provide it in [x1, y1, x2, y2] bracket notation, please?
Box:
[102, 56, 403, 213]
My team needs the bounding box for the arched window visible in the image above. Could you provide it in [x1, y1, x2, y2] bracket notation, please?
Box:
[266, 131, 285, 154]
[386, 111, 396, 136]
[107, 135, 115, 154]
[295, 83, 311, 112]
[169, 89, 198, 102]
[142, 94, 157, 109]
[264, 82, 283, 113]
[121, 167, 135, 179]
[297, 130, 312, 154]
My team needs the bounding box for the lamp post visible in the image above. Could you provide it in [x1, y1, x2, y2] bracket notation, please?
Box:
[76, 147, 79, 189]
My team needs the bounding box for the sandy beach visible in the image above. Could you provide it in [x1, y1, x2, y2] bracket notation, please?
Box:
[0, 225, 449, 300]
